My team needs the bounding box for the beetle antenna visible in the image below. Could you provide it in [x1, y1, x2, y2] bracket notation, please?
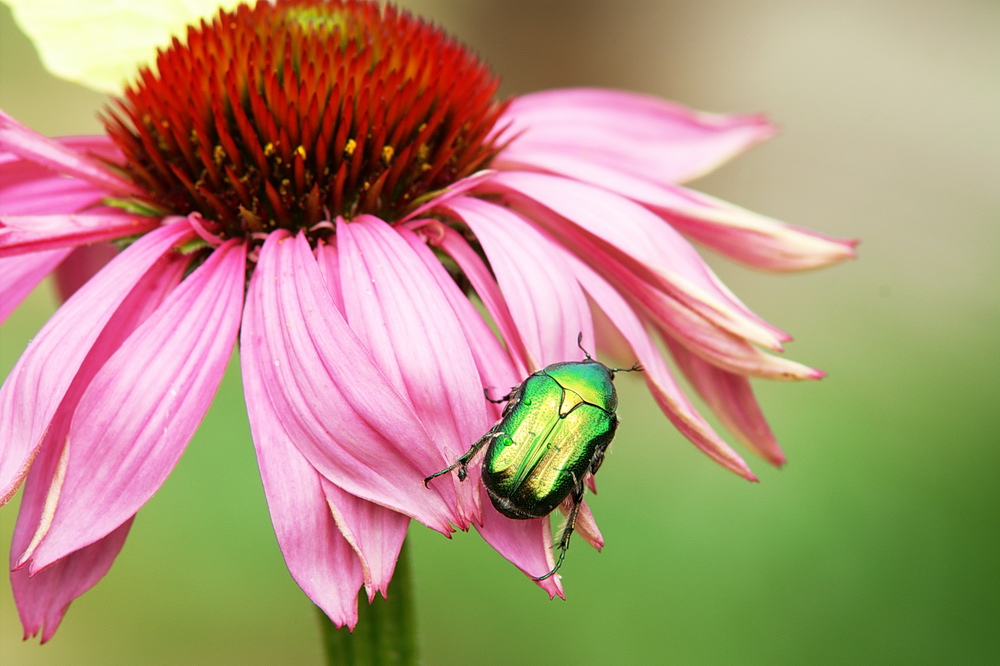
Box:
[576, 332, 593, 360]
[610, 362, 643, 377]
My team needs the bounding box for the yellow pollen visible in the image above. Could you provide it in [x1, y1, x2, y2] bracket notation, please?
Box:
[213, 145, 226, 164]
[381, 145, 395, 164]
[264, 142, 276, 157]
[344, 138, 357, 156]
[296, 145, 307, 160]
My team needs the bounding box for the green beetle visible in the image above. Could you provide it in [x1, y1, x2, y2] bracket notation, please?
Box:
[425, 336, 640, 580]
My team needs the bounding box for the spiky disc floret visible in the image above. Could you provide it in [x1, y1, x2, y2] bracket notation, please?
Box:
[102, 0, 505, 241]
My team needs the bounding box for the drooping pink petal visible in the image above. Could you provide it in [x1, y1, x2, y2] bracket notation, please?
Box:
[401, 221, 521, 403]
[665, 336, 786, 466]
[429, 222, 534, 377]
[52, 243, 120, 303]
[0, 212, 160, 258]
[337, 216, 491, 526]
[442, 196, 594, 367]
[26, 240, 246, 570]
[475, 486, 564, 598]
[0, 247, 71, 324]
[400, 169, 497, 222]
[13, 247, 190, 569]
[323, 481, 409, 602]
[0, 163, 105, 215]
[0, 111, 136, 195]
[56, 136, 125, 163]
[314, 241, 346, 314]
[499, 154, 857, 271]
[245, 372, 364, 628]
[9, 248, 188, 639]
[638, 285, 822, 381]
[567, 253, 757, 480]
[482, 171, 789, 350]
[240, 230, 456, 533]
[483, 175, 819, 381]
[495, 87, 775, 184]
[10, 250, 187, 634]
[648, 187, 860, 271]
[401, 223, 531, 525]
[0, 220, 195, 504]
[10, 392, 132, 643]
[12, 521, 132, 643]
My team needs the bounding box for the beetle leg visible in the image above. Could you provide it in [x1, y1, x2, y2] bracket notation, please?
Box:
[532, 481, 585, 581]
[483, 386, 514, 404]
[423, 429, 497, 486]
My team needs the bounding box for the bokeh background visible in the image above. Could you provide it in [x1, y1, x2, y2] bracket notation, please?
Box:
[1, 1, 997, 663]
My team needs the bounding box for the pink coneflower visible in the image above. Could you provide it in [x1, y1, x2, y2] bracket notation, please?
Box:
[0, 0, 856, 642]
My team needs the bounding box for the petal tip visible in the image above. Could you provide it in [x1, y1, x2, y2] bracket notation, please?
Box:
[767, 451, 788, 468]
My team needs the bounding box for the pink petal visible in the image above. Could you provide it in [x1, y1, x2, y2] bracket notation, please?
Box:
[0, 112, 135, 194]
[0, 220, 195, 504]
[52, 243, 120, 303]
[0, 164, 105, 215]
[400, 169, 497, 222]
[245, 376, 364, 628]
[323, 481, 409, 602]
[482, 174, 819, 380]
[10, 254, 186, 645]
[495, 87, 774, 184]
[442, 197, 594, 367]
[475, 485, 564, 598]
[12, 521, 132, 643]
[13, 250, 189, 570]
[314, 241, 345, 314]
[500, 154, 857, 271]
[401, 222, 521, 403]
[27, 240, 246, 570]
[337, 216, 492, 525]
[240, 230, 456, 533]
[482, 171, 788, 350]
[567, 253, 757, 480]
[0, 248, 72, 324]
[639, 285, 822, 381]
[56, 136, 125, 163]
[665, 337, 786, 466]
[0, 213, 160, 258]
[429, 223, 534, 377]
[8, 367, 139, 643]
[650, 187, 860, 271]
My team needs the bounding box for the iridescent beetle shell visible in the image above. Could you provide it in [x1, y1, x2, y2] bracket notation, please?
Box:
[425, 338, 640, 580]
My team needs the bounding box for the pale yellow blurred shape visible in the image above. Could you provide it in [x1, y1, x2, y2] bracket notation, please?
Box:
[1, 0, 240, 93]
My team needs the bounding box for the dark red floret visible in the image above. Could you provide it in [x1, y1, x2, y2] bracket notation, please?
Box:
[101, 0, 506, 241]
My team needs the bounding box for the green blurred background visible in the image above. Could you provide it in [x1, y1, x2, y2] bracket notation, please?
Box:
[1, 1, 997, 663]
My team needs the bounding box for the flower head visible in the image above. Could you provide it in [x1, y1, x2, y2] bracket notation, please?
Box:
[0, 0, 857, 642]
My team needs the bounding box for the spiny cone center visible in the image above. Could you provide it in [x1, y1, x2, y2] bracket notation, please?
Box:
[103, 0, 505, 240]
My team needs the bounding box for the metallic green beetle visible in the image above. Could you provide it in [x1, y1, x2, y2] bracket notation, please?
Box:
[425, 336, 641, 580]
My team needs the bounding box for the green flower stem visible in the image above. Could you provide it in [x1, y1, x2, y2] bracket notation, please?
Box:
[317, 538, 417, 665]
